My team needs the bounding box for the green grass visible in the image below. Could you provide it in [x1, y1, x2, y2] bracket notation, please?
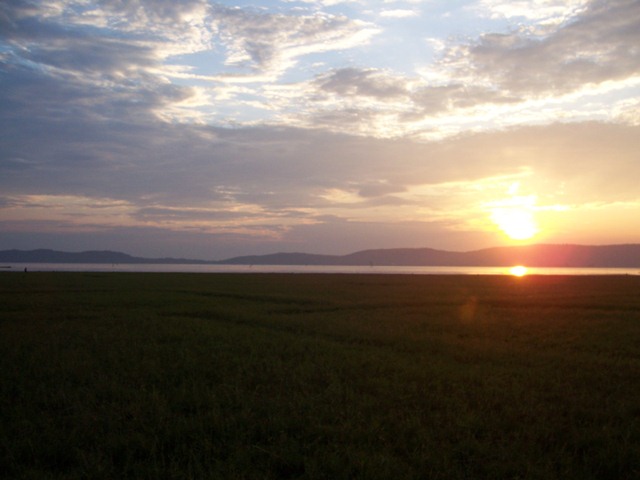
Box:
[1, 272, 639, 479]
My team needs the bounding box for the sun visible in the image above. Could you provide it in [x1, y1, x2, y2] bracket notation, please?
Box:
[491, 207, 538, 240]
[487, 182, 539, 241]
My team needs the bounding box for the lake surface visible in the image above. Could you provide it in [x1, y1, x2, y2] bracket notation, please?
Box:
[1, 263, 639, 275]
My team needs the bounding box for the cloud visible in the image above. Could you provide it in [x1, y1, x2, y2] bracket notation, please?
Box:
[287, 0, 640, 136]
[3, 0, 636, 139]
[96, 0, 208, 29]
[210, 4, 379, 78]
[460, 0, 640, 96]
[281, 67, 522, 137]
[1, 0, 211, 58]
[315, 68, 409, 100]
[2, 98, 638, 223]
[410, 84, 520, 112]
[356, 182, 407, 198]
[0, 0, 201, 128]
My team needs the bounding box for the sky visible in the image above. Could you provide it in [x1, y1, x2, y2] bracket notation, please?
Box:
[1, 0, 639, 260]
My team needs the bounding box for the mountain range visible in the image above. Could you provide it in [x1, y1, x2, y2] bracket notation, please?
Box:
[1, 244, 640, 268]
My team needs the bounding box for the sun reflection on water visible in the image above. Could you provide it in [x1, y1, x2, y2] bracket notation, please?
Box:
[510, 265, 528, 277]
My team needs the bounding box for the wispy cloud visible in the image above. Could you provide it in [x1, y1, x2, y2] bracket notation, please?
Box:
[379, 9, 419, 19]
[209, 4, 379, 78]
[475, 0, 589, 24]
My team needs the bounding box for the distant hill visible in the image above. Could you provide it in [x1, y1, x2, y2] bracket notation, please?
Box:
[0, 249, 208, 265]
[1, 244, 640, 267]
[222, 244, 640, 268]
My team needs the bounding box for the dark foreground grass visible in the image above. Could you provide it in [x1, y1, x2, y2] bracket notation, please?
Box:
[1, 273, 639, 479]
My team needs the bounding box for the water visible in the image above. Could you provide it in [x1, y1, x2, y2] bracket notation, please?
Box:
[1, 263, 638, 275]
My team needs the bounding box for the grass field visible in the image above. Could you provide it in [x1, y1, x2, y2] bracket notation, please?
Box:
[1, 272, 639, 479]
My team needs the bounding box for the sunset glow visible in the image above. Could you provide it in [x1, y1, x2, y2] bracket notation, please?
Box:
[1, 1, 639, 258]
